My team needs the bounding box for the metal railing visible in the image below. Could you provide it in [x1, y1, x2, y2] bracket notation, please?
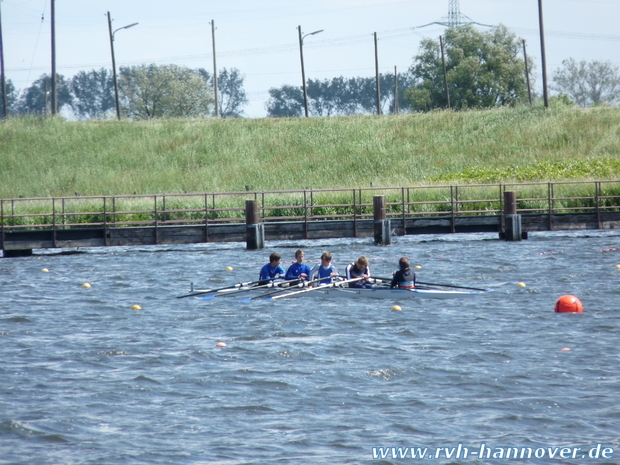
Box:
[2, 181, 620, 233]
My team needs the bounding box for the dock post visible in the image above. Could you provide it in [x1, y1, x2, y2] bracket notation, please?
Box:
[2, 249, 34, 258]
[503, 191, 523, 241]
[245, 200, 264, 250]
[373, 195, 391, 245]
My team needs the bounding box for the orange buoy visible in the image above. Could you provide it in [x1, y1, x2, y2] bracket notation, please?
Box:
[554, 295, 583, 313]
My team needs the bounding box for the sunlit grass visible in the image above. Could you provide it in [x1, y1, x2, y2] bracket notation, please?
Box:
[1, 104, 619, 201]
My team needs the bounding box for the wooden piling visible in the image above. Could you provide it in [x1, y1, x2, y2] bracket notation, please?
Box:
[373, 195, 391, 245]
[3, 249, 33, 258]
[245, 200, 264, 250]
[503, 191, 523, 241]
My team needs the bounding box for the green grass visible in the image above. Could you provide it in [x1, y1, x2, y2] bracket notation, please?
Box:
[1, 104, 619, 201]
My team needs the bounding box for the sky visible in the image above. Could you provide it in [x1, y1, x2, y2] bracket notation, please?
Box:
[1, 0, 619, 118]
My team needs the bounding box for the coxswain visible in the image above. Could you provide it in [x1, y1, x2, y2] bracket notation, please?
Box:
[390, 257, 415, 289]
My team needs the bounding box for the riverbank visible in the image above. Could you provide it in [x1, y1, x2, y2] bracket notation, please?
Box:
[1, 104, 619, 199]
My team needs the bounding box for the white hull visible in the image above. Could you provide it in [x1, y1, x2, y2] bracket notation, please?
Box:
[313, 286, 483, 300]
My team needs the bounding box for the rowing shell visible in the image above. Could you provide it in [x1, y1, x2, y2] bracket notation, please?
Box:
[190, 285, 485, 300]
[311, 286, 486, 300]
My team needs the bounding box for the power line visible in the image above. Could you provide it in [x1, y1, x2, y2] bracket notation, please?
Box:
[5, 12, 620, 92]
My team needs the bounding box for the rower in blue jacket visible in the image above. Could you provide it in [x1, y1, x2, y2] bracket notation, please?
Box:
[285, 249, 311, 281]
[258, 252, 286, 285]
[309, 251, 339, 286]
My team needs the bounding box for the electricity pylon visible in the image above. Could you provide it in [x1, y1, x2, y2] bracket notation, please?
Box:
[416, 0, 492, 29]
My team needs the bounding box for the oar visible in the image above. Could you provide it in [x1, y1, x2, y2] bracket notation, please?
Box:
[240, 276, 330, 301]
[371, 276, 489, 292]
[267, 277, 363, 300]
[196, 280, 290, 300]
[416, 281, 489, 292]
[176, 280, 264, 299]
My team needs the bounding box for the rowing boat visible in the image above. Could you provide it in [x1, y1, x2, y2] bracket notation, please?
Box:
[184, 281, 487, 300]
[310, 285, 485, 299]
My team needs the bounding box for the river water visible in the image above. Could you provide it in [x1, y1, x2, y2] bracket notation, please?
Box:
[1, 231, 619, 465]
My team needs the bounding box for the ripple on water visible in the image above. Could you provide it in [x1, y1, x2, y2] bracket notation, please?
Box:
[2, 231, 620, 464]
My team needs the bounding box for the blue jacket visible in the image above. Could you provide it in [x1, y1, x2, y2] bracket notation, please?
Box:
[259, 263, 285, 283]
[285, 262, 311, 281]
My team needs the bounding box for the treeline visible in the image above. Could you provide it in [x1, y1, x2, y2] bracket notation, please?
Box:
[1, 25, 618, 120]
[266, 73, 414, 117]
[2, 65, 248, 120]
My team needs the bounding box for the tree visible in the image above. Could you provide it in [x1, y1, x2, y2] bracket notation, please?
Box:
[306, 77, 351, 116]
[70, 68, 115, 120]
[354, 74, 413, 115]
[267, 73, 413, 118]
[195, 67, 248, 118]
[266, 85, 304, 117]
[217, 68, 248, 118]
[1, 79, 18, 117]
[405, 25, 532, 111]
[552, 58, 620, 107]
[16, 74, 73, 115]
[119, 64, 213, 119]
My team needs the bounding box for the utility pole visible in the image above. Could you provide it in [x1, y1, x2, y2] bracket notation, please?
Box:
[439, 35, 451, 109]
[374, 32, 381, 115]
[538, 0, 549, 108]
[298, 26, 308, 117]
[298, 26, 323, 118]
[522, 40, 532, 105]
[50, 0, 57, 115]
[107, 12, 138, 120]
[211, 20, 219, 117]
[394, 66, 399, 115]
[0, 0, 7, 118]
[107, 12, 121, 120]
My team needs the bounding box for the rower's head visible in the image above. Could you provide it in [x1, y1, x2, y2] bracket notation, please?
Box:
[398, 257, 410, 270]
[321, 252, 332, 265]
[295, 249, 305, 263]
[356, 256, 369, 268]
[269, 252, 282, 265]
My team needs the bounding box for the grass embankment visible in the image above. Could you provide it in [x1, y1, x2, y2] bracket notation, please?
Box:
[1, 104, 619, 200]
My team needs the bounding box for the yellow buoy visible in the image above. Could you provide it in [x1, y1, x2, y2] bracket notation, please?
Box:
[131, 305, 142, 310]
[82, 283, 91, 288]
[225, 266, 233, 271]
[561, 348, 571, 351]
[414, 265, 422, 269]
[615, 265, 620, 269]
[215, 342, 227, 347]
[41, 268, 49, 272]
[517, 282, 526, 287]
[392, 305, 402, 311]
